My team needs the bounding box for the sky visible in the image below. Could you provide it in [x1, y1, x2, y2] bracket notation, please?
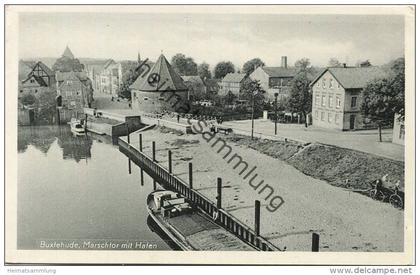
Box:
[19, 12, 405, 69]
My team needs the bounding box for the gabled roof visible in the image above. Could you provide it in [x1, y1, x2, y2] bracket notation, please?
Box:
[62, 46, 74, 59]
[222, 73, 247, 83]
[103, 59, 116, 70]
[130, 54, 187, 92]
[310, 66, 387, 89]
[56, 71, 90, 87]
[22, 75, 48, 87]
[259, 66, 297, 78]
[31, 61, 55, 77]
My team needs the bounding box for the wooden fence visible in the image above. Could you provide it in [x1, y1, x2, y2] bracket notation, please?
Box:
[119, 137, 280, 251]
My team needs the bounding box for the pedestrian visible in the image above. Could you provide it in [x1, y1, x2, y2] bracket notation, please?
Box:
[177, 114, 180, 123]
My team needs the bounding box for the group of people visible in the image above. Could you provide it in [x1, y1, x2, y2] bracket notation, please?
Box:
[373, 174, 400, 192]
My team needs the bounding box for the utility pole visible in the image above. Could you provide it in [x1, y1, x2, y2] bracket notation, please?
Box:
[274, 92, 278, 135]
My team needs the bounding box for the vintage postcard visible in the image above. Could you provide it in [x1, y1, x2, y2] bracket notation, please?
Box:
[4, 4, 415, 265]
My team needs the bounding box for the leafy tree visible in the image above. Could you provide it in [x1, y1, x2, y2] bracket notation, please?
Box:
[35, 91, 57, 124]
[240, 79, 266, 113]
[214, 61, 235, 79]
[357, 60, 372, 67]
[197, 62, 211, 79]
[287, 60, 313, 127]
[52, 56, 84, 72]
[223, 91, 237, 106]
[171, 53, 198, 76]
[295, 58, 311, 71]
[118, 68, 140, 100]
[361, 58, 404, 141]
[328, 58, 341, 67]
[20, 94, 36, 106]
[242, 58, 265, 75]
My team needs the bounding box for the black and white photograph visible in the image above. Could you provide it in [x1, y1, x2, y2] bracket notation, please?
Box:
[4, 3, 415, 267]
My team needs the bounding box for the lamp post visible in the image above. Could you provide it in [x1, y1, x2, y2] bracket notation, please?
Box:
[274, 92, 279, 135]
[251, 90, 258, 139]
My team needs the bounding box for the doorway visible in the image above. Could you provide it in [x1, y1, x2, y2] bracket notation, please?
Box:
[349, 115, 355, 130]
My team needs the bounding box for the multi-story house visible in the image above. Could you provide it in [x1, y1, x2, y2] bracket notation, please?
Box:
[56, 71, 94, 120]
[219, 73, 248, 96]
[84, 59, 122, 96]
[310, 66, 387, 130]
[249, 56, 297, 101]
[19, 61, 56, 101]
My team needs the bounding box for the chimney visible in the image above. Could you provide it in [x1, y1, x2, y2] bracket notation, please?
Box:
[343, 63, 347, 68]
[281, 56, 287, 68]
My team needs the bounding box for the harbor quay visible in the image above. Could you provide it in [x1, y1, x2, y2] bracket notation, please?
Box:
[119, 128, 403, 252]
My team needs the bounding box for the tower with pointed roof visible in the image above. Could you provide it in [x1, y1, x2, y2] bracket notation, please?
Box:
[130, 54, 189, 113]
[62, 46, 75, 59]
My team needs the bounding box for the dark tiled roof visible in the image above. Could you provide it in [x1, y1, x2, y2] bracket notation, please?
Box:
[130, 54, 187, 92]
[260, 67, 297, 78]
[311, 67, 387, 89]
[222, 73, 247, 83]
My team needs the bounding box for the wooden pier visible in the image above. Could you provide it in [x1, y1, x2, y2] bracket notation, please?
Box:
[119, 134, 281, 251]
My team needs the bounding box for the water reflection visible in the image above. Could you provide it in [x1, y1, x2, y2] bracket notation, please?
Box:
[18, 126, 93, 162]
[17, 125, 172, 250]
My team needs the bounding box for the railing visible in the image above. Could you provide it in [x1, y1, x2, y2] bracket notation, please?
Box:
[119, 137, 280, 251]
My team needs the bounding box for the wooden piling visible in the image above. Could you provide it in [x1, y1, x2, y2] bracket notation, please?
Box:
[140, 168, 144, 186]
[217, 177, 222, 209]
[312, 233, 320, 252]
[255, 200, 260, 236]
[152, 141, 156, 189]
[139, 134, 143, 152]
[84, 114, 88, 130]
[152, 141, 156, 161]
[168, 150, 172, 174]
[188, 163, 193, 189]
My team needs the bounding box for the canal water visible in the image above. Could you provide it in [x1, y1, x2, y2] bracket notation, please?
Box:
[17, 125, 176, 250]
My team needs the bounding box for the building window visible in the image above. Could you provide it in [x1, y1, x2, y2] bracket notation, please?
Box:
[317, 81, 320, 87]
[328, 96, 333, 108]
[315, 110, 318, 119]
[335, 114, 340, 124]
[329, 79, 333, 88]
[351, 96, 357, 108]
[321, 96, 326, 106]
[20, 90, 23, 93]
[321, 112, 325, 121]
[336, 96, 341, 108]
[322, 79, 326, 88]
[328, 113, 332, 123]
[315, 95, 320, 106]
[30, 79, 35, 83]
[143, 97, 149, 101]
